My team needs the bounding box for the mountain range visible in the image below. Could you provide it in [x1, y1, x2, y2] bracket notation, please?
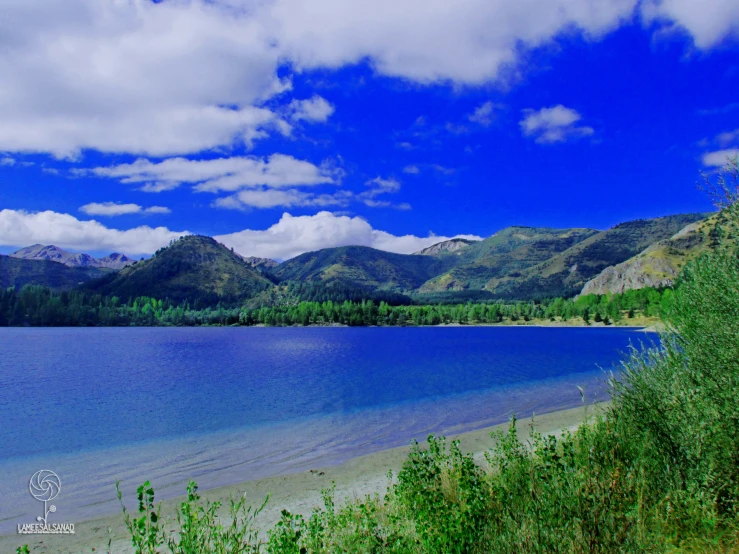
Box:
[0, 211, 714, 305]
[10, 244, 136, 269]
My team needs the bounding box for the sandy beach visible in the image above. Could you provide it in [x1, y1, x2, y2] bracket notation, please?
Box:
[4, 403, 606, 554]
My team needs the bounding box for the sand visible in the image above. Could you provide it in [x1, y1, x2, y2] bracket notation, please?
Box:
[3, 403, 607, 554]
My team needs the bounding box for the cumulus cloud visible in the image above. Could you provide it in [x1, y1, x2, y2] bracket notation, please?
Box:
[0, 1, 734, 158]
[86, 155, 339, 193]
[1, 156, 16, 166]
[216, 211, 482, 260]
[0, 209, 185, 255]
[642, 0, 739, 48]
[468, 101, 497, 126]
[288, 95, 335, 122]
[403, 165, 420, 174]
[212, 175, 407, 210]
[716, 129, 739, 147]
[702, 148, 739, 167]
[0, 208, 480, 260]
[0, 0, 291, 158]
[214, 188, 352, 210]
[267, 0, 639, 84]
[79, 202, 172, 216]
[520, 105, 595, 143]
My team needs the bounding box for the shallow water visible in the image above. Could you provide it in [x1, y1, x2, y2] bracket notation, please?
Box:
[0, 326, 647, 533]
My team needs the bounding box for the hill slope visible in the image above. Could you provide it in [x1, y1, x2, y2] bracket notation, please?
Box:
[84, 235, 273, 305]
[274, 245, 455, 292]
[486, 213, 708, 299]
[579, 213, 725, 295]
[418, 226, 599, 292]
[0, 255, 111, 290]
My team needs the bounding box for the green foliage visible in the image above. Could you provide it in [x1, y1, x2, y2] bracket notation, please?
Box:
[117, 480, 165, 554]
[420, 226, 600, 293]
[487, 213, 708, 300]
[85, 235, 274, 306]
[273, 245, 454, 292]
[395, 436, 490, 553]
[0, 284, 670, 327]
[117, 480, 267, 553]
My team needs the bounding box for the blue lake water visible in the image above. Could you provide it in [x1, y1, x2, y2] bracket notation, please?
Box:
[0, 327, 648, 533]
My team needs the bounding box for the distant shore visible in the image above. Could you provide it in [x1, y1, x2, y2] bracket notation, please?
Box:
[4, 404, 607, 554]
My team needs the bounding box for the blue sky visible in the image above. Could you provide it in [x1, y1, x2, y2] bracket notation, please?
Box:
[0, 0, 738, 260]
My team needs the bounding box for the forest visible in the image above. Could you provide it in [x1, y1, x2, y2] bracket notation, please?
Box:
[0, 284, 669, 327]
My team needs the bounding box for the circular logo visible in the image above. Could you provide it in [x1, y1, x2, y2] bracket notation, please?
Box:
[29, 470, 61, 503]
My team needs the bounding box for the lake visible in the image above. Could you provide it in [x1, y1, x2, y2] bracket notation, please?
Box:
[0, 326, 648, 533]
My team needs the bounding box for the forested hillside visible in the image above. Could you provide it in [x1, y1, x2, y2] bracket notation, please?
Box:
[0, 255, 111, 290]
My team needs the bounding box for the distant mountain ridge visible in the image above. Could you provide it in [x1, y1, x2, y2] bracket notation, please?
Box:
[579, 214, 724, 296]
[4, 211, 714, 305]
[0, 255, 112, 290]
[484, 213, 708, 299]
[418, 226, 599, 293]
[273, 245, 454, 291]
[11, 244, 135, 270]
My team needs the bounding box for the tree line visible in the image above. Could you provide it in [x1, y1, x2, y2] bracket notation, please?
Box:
[0, 284, 670, 327]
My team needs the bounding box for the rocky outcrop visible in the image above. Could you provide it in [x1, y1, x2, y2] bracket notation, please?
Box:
[579, 252, 680, 295]
[579, 216, 717, 296]
[241, 256, 279, 269]
[413, 238, 478, 256]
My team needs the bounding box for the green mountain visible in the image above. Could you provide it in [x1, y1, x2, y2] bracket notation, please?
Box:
[0, 255, 111, 290]
[485, 213, 708, 299]
[273, 245, 456, 292]
[579, 213, 727, 295]
[418, 226, 599, 292]
[84, 235, 273, 305]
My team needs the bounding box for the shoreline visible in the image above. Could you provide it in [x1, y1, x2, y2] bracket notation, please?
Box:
[4, 404, 606, 553]
[2, 320, 662, 331]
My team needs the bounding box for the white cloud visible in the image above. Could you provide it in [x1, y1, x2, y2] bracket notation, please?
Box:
[716, 129, 739, 147]
[0, 209, 185, 255]
[520, 105, 595, 143]
[79, 202, 172, 216]
[702, 149, 739, 167]
[403, 165, 420, 174]
[642, 0, 739, 48]
[268, 0, 639, 84]
[0, 208, 480, 260]
[288, 95, 335, 122]
[1, 156, 16, 166]
[211, 174, 406, 210]
[0, 0, 733, 158]
[216, 211, 482, 260]
[80, 202, 143, 216]
[0, 0, 293, 158]
[364, 177, 401, 197]
[145, 206, 172, 215]
[214, 188, 352, 210]
[468, 101, 497, 126]
[87, 154, 338, 193]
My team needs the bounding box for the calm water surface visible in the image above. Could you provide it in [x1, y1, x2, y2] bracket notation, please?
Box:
[0, 327, 647, 532]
